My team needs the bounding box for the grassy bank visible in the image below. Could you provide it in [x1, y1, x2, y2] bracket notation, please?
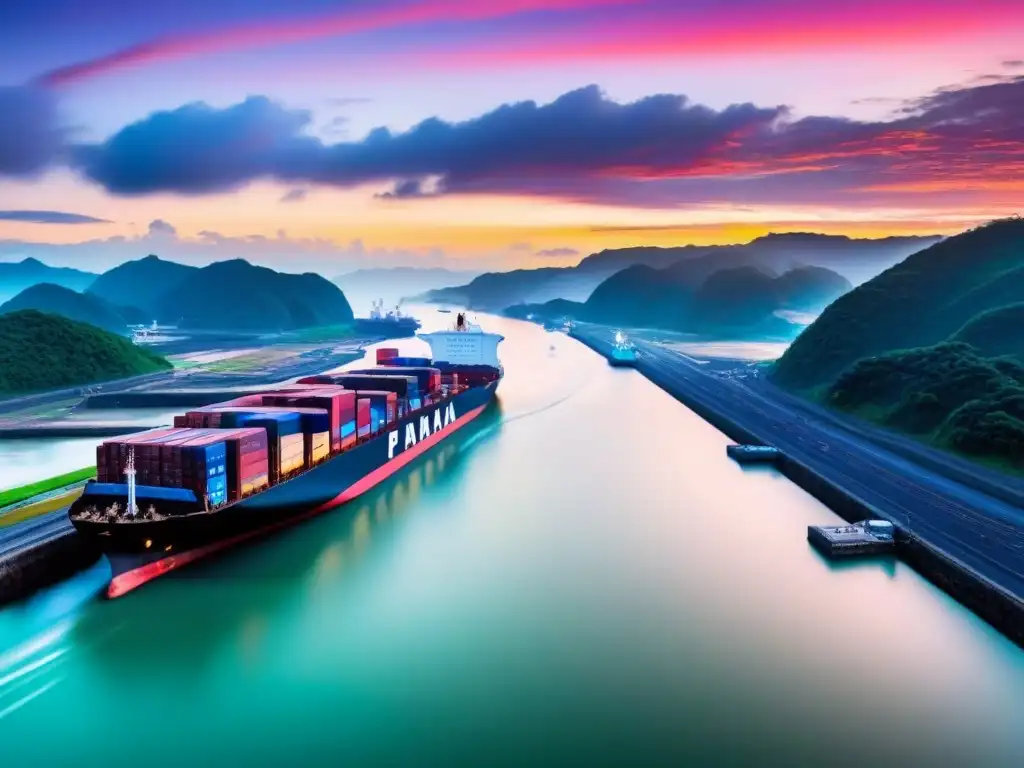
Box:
[0, 466, 95, 510]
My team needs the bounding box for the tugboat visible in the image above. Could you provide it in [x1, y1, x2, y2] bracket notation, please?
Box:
[609, 330, 637, 367]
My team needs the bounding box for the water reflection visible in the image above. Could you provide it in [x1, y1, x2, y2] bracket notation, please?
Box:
[1, 309, 1023, 766]
[67, 403, 504, 679]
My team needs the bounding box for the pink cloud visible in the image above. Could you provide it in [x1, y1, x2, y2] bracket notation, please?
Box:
[39, 0, 639, 87]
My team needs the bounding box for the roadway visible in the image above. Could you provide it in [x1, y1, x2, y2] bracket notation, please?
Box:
[0, 509, 73, 563]
[578, 326, 1024, 601]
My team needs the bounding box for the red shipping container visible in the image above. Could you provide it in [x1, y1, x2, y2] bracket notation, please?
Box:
[276, 391, 355, 452]
[295, 375, 335, 385]
[157, 429, 216, 487]
[376, 348, 399, 364]
[356, 398, 371, 438]
[230, 395, 269, 407]
[240, 452, 269, 475]
[348, 390, 398, 425]
[101, 427, 184, 484]
[214, 427, 270, 500]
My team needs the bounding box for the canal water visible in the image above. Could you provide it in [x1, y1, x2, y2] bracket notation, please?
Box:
[1, 310, 1022, 766]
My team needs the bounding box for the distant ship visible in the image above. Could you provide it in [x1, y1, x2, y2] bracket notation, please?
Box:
[353, 299, 421, 337]
[129, 320, 181, 345]
[609, 331, 637, 367]
[70, 311, 504, 598]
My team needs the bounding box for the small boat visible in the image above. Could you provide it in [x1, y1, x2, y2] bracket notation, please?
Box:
[608, 331, 637, 367]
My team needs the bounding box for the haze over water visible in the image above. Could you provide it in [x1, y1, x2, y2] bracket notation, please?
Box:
[1, 309, 1022, 766]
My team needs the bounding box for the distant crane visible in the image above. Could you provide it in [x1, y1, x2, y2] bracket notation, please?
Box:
[369, 299, 408, 322]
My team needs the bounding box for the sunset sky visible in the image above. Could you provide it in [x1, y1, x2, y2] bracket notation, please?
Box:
[1, 0, 1022, 273]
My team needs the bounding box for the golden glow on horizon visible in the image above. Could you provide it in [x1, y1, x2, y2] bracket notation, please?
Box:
[0, 176, 1012, 265]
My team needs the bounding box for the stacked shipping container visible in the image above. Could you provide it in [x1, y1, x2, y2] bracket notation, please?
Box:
[378, 356, 432, 368]
[222, 428, 270, 500]
[92, 357, 491, 511]
[376, 347, 399, 364]
[356, 398, 372, 438]
[346, 390, 397, 432]
[346, 366, 440, 395]
[261, 390, 355, 453]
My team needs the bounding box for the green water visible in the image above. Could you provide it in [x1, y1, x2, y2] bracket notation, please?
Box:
[1, 313, 1023, 766]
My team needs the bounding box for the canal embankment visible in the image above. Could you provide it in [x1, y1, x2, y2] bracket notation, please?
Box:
[0, 509, 98, 605]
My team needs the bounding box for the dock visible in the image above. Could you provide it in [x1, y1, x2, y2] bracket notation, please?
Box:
[808, 520, 895, 558]
[727, 444, 781, 464]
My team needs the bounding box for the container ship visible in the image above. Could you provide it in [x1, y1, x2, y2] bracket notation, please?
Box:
[69, 313, 503, 597]
[353, 299, 421, 338]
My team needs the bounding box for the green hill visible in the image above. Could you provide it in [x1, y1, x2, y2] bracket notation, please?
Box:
[953, 303, 1024, 361]
[87, 254, 199, 316]
[153, 259, 354, 332]
[0, 283, 141, 334]
[826, 342, 1024, 469]
[773, 218, 1024, 389]
[0, 310, 172, 396]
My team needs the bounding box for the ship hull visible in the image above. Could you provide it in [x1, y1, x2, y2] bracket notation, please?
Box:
[72, 381, 498, 597]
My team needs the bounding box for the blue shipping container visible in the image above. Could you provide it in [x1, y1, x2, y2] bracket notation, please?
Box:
[298, 410, 330, 435]
[235, 412, 302, 439]
[347, 369, 427, 393]
[84, 483, 199, 504]
[370, 404, 386, 431]
[384, 356, 431, 367]
[206, 475, 228, 506]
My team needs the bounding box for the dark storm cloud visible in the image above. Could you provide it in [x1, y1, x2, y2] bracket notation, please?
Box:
[0, 86, 63, 178]
[69, 86, 785, 198]
[0, 209, 110, 224]
[34, 76, 1024, 208]
[71, 97, 312, 195]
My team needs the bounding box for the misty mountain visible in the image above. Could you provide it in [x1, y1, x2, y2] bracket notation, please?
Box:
[0, 283, 147, 335]
[87, 254, 200, 317]
[506, 263, 850, 340]
[420, 233, 937, 312]
[0, 257, 97, 303]
[774, 217, 1024, 389]
[154, 259, 354, 332]
[333, 267, 480, 312]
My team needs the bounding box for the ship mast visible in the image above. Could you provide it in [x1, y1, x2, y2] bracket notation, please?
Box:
[124, 447, 139, 517]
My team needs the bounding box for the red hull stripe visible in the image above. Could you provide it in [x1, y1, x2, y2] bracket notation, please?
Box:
[106, 402, 490, 599]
